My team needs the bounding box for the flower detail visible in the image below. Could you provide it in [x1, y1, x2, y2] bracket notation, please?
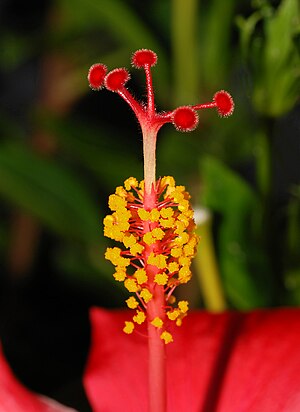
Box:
[88, 49, 234, 343]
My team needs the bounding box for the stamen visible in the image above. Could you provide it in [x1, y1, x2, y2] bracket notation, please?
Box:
[88, 49, 234, 343]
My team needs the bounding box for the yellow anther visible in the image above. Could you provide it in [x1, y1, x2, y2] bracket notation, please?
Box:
[151, 227, 165, 240]
[174, 232, 189, 246]
[148, 253, 167, 269]
[143, 232, 156, 245]
[123, 234, 137, 248]
[154, 273, 168, 285]
[124, 177, 138, 191]
[104, 226, 124, 242]
[105, 247, 122, 265]
[178, 266, 191, 283]
[123, 321, 134, 334]
[178, 256, 191, 266]
[161, 176, 175, 188]
[130, 243, 144, 255]
[117, 221, 130, 233]
[183, 235, 199, 257]
[151, 317, 163, 328]
[124, 278, 139, 292]
[134, 268, 148, 285]
[177, 214, 190, 227]
[174, 221, 186, 234]
[140, 288, 153, 303]
[150, 208, 160, 222]
[138, 208, 150, 220]
[170, 247, 183, 258]
[178, 300, 189, 313]
[113, 269, 127, 282]
[169, 189, 184, 203]
[115, 186, 127, 198]
[133, 310, 146, 324]
[126, 296, 139, 309]
[168, 262, 179, 273]
[185, 209, 194, 219]
[159, 217, 175, 228]
[183, 245, 194, 257]
[167, 309, 180, 320]
[103, 215, 114, 227]
[160, 207, 174, 219]
[115, 208, 131, 222]
[178, 200, 190, 212]
[165, 187, 175, 198]
[160, 331, 173, 344]
[108, 194, 127, 211]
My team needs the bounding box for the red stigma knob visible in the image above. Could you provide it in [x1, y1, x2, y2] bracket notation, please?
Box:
[213, 91, 234, 117]
[172, 106, 199, 132]
[132, 49, 158, 68]
[88, 63, 107, 90]
[105, 68, 131, 91]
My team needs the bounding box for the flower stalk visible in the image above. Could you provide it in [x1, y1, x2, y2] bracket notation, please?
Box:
[88, 49, 234, 412]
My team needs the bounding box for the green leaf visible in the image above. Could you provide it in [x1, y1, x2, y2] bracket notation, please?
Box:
[0, 142, 100, 244]
[200, 156, 273, 309]
[246, 0, 300, 116]
[200, 0, 237, 89]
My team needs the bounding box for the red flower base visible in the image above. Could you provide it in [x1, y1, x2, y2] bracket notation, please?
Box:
[84, 307, 300, 412]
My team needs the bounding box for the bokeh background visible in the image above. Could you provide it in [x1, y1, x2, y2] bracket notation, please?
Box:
[0, 0, 299, 410]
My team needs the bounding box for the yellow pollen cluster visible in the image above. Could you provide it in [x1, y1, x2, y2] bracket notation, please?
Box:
[160, 331, 173, 344]
[133, 310, 146, 324]
[104, 176, 199, 343]
[126, 296, 139, 309]
[140, 288, 153, 303]
[151, 317, 163, 328]
[123, 321, 134, 334]
[134, 268, 148, 284]
[154, 273, 168, 285]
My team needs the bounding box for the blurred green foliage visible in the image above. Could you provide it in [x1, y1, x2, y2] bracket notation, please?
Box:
[201, 156, 273, 309]
[237, 0, 300, 117]
[0, 0, 299, 309]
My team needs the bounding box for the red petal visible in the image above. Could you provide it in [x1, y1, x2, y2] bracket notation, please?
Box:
[0, 346, 76, 412]
[84, 307, 300, 412]
[218, 310, 300, 411]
